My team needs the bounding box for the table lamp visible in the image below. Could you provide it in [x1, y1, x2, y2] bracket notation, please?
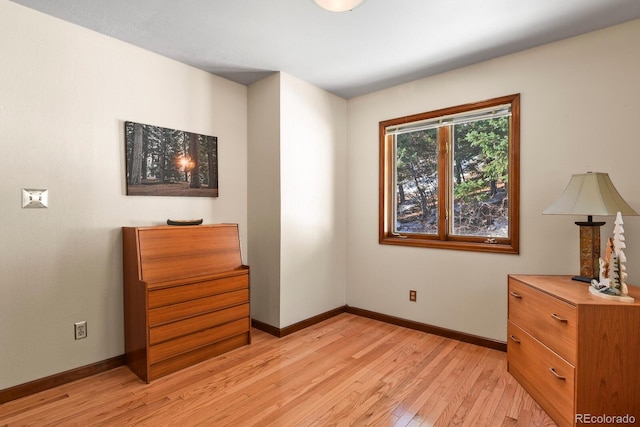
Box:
[543, 172, 638, 282]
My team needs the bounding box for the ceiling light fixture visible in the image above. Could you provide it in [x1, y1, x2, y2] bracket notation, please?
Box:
[314, 0, 366, 12]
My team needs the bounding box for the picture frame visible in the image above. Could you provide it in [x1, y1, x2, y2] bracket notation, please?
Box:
[125, 121, 218, 197]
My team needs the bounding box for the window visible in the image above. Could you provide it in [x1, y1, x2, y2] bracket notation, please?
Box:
[379, 94, 520, 253]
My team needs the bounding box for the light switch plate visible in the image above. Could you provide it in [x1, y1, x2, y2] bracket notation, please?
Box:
[22, 188, 48, 208]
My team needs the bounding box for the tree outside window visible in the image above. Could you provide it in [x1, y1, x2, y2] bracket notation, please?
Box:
[379, 94, 520, 253]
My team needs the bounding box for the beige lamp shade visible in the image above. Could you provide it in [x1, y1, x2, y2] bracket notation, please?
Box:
[543, 172, 638, 217]
[314, 0, 365, 12]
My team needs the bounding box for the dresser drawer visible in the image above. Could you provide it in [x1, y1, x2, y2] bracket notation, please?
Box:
[148, 274, 248, 309]
[508, 278, 577, 364]
[149, 317, 250, 363]
[149, 289, 249, 326]
[149, 303, 250, 345]
[508, 321, 575, 427]
[149, 333, 251, 381]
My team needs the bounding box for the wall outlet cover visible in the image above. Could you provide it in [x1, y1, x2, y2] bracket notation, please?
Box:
[74, 321, 87, 340]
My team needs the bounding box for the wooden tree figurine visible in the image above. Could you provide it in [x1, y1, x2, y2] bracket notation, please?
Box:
[590, 212, 634, 302]
[613, 211, 629, 295]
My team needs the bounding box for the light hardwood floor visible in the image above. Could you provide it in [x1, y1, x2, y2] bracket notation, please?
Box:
[0, 314, 555, 426]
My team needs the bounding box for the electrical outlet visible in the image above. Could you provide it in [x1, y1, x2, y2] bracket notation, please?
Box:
[74, 321, 87, 340]
[409, 290, 417, 302]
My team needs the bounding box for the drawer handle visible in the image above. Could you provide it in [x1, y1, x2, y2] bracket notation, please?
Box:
[549, 367, 566, 380]
[509, 291, 522, 299]
[551, 313, 568, 323]
[509, 335, 521, 344]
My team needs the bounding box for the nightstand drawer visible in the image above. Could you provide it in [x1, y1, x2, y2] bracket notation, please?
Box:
[508, 321, 575, 427]
[508, 277, 577, 364]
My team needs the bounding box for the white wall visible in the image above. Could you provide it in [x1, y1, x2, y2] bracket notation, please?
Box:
[247, 74, 282, 326]
[346, 19, 640, 341]
[0, 2, 247, 389]
[279, 73, 348, 327]
[248, 73, 347, 328]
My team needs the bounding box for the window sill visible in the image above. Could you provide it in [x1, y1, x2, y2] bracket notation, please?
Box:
[379, 234, 519, 254]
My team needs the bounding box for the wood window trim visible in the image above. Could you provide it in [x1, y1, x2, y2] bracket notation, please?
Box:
[379, 94, 520, 254]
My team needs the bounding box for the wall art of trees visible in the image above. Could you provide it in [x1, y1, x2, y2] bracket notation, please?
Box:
[125, 121, 218, 197]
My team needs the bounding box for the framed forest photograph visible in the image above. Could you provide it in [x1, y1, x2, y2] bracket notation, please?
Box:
[125, 121, 218, 197]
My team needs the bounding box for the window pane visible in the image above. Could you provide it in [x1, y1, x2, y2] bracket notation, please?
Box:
[450, 117, 509, 238]
[395, 129, 439, 234]
[380, 93, 519, 253]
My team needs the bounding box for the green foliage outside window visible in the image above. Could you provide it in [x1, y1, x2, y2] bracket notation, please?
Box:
[380, 94, 520, 253]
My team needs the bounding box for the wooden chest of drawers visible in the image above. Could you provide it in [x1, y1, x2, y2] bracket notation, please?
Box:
[507, 275, 640, 427]
[123, 224, 250, 383]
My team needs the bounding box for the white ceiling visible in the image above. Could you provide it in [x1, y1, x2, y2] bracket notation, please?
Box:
[10, 0, 640, 98]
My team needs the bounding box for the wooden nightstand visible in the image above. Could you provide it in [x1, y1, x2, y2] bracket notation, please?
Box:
[507, 275, 640, 427]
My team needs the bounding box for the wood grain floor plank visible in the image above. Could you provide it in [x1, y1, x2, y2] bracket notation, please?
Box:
[392, 342, 479, 426]
[186, 321, 391, 425]
[0, 313, 556, 426]
[410, 344, 491, 426]
[330, 334, 447, 422]
[348, 339, 459, 426]
[253, 324, 421, 426]
[460, 357, 509, 426]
